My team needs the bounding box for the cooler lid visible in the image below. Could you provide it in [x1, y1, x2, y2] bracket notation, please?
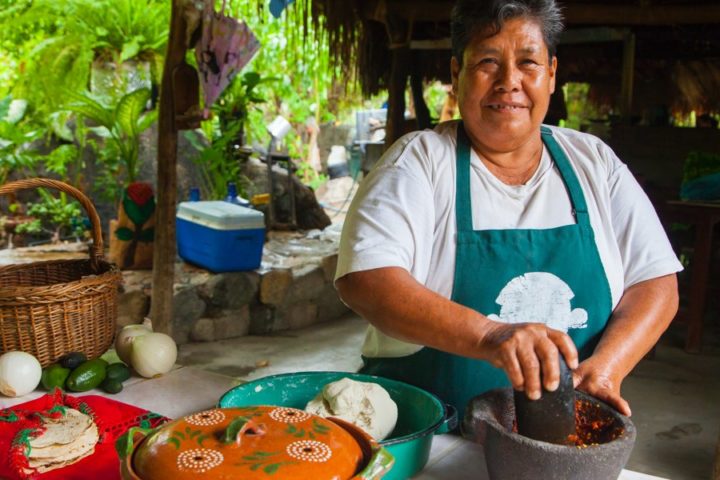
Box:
[177, 201, 265, 230]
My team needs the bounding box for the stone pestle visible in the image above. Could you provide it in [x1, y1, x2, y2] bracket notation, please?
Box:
[513, 353, 576, 445]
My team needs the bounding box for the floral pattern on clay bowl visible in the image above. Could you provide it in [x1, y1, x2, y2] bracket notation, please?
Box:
[117, 406, 394, 480]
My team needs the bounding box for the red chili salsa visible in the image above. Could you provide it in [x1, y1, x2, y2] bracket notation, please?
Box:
[512, 398, 625, 447]
[566, 398, 625, 447]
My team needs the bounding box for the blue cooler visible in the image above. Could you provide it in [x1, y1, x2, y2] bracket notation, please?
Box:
[176, 201, 265, 272]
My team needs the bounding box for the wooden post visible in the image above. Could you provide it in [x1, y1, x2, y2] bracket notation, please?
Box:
[410, 69, 432, 130]
[714, 429, 720, 480]
[620, 31, 636, 123]
[150, 0, 188, 334]
[385, 46, 410, 148]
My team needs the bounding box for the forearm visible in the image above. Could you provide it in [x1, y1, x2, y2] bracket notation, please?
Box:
[336, 267, 491, 360]
[339, 266, 579, 398]
[587, 273, 679, 382]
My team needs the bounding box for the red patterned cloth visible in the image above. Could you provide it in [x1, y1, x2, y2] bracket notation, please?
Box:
[0, 390, 169, 480]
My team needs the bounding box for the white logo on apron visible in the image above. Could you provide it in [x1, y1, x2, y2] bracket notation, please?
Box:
[487, 272, 588, 332]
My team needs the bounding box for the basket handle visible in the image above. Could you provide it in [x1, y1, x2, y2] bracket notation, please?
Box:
[0, 178, 105, 270]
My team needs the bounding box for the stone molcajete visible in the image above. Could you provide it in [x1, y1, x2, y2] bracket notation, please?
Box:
[462, 388, 636, 480]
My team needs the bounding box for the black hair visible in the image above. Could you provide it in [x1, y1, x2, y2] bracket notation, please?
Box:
[451, 0, 564, 64]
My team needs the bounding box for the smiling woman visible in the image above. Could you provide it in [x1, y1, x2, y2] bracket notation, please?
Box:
[335, 0, 682, 421]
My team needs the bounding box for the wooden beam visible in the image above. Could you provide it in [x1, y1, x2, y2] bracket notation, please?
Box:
[359, 1, 720, 25]
[620, 31, 636, 122]
[560, 27, 627, 45]
[410, 38, 451, 50]
[150, 0, 188, 335]
[563, 4, 720, 26]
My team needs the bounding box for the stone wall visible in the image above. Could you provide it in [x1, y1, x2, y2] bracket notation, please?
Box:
[117, 230, 349, 345]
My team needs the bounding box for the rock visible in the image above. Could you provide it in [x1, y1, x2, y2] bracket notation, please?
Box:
[285, 265, 325, 303]
[284, 302, 319, 330]
[190, 318, 215, 342]
[121, 270, 153, 293]
[200, 272, 259, 309]
[242, 158, 331, 230]
[172, 286, 207, 344]
[321, 254, 338, 282]
[249, 305, 276, 335]
[260, 268, 292, 305]
[117, 290, 150, 328]
[214, 307, 250, 340]
[249, 304, 292, 334]
[136, 123, 205, 199]
[316, 284, 350, 322]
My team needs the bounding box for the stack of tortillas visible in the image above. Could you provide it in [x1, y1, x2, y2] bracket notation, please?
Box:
[24, 408, 99, 474]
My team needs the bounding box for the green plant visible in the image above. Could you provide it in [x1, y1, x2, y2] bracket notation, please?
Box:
[0, 94, 91, 189]
[561, 83, 604, 131]
[3, 0, 169, 115]
[18, 190, 84, 242]
[295, 161, 328, 191]
[215, 71, 280, 146]
[65, 88, 157, 191]
[184, 123, 251, 201]
[0, 97, 41, 185]
[183, 71, 277, 202]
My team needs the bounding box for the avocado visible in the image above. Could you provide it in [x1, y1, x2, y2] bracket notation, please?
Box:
[41, 364, 71, 391]
[106, 363, 131, 383]
[60, 352, 87, 370]
[100, 378, 124, 394]
[65, 359, 108, 392]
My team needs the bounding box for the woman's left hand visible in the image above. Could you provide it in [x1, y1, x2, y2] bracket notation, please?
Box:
[572, 361, 631, 417]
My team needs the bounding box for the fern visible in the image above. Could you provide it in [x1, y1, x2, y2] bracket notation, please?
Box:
[65, 88, 154, 184]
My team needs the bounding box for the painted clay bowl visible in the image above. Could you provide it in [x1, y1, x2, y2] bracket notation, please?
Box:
[117, 406, 394, 480]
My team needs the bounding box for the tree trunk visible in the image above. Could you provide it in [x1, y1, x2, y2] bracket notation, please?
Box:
[150, 0, 188, 334]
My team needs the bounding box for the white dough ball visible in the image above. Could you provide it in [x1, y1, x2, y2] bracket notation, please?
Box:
[305, 377, 398, 440]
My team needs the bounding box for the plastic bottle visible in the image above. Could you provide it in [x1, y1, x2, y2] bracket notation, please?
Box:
[189, 187, 200, 202]
[225, 182, 251, 207]
[225, 182, 239, 204]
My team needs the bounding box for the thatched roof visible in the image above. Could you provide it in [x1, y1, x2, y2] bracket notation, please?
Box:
[293, 0, 720, 114]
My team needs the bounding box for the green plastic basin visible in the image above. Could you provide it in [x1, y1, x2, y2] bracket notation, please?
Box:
[218, 371, 455, 480]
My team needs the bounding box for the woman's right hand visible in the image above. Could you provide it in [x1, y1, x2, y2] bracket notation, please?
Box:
[479, 321, 578, 400]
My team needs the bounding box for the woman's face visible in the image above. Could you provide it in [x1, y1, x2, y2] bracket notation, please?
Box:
[451, 17, 557, 153]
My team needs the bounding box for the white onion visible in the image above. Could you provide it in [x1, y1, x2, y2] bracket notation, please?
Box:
[115, 324, 152, 364]
[130, 333, 177, 378]
[0, 351, 42, 397]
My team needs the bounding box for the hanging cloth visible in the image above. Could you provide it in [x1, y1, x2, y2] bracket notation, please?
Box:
[195, 0, 260, 118]
[269, 0, 296, 18]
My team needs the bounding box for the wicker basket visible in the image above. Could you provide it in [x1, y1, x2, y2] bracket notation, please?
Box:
[0, 178, 122, 367]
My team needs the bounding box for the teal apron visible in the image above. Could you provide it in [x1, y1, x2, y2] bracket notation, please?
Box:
[360, 123, 613, 415]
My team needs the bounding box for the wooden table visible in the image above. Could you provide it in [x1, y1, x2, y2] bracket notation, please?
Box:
[665, 201, 720, 353]
[0, 366, 668, 480]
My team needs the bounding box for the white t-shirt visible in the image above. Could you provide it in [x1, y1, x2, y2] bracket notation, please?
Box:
[336, 121, 683, 358]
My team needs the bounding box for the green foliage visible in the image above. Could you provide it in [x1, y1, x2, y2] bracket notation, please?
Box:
[231, 1, 358, 152]
[561, 83, 604, 131]
[0, 96, 85, 186]
[682, 151, 720, 184]
[0, 98, 41, 185]
[215, 71, 280, 143]
[186, 70, 279, 201]
[20, 190, 84, 241]
[2, 0, 169, 115]
[185, 122, 250, 201]
[65, 88, 157, 191]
